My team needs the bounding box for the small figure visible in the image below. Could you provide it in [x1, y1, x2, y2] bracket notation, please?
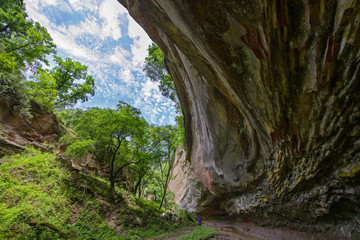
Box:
[197, 215, 202, 226]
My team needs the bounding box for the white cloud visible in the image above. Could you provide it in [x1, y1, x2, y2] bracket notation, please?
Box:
[98, 0, 127, 41]
[68, 0, 99, 12]
[64, 0, 127, 42]
[118, 69, 133, 83]
[110, 46, 131, 65]
[67, 17, 101, 37]
[41, 0, 58, 6]
[24, 0, 177, 125]
[127, 16, 153, 70]
[142, 79, 158, 98]
[51, 30, 99, 61]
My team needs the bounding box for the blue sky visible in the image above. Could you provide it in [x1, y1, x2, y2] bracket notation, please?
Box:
[24, 0, 177, 125]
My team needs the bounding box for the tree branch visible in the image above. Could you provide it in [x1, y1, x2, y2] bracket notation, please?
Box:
[0, 23, 12, 33]
[6, 42, 30, 52]
[28, 220, 76, 239]
[113, 160, 139, 180]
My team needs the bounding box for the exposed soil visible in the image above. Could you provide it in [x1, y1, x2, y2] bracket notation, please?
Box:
[156, 216, 315, 240]
[204, 219, 265, 240]
[204, 217, 313, 240]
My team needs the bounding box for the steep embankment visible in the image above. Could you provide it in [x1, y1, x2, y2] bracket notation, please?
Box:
[0, 94, 60, 157]
[0, 148, 197, 239]
[118, 0, 360, 238]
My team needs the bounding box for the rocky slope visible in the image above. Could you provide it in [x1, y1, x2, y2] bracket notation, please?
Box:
[0, 94, 60, 156]
[118, 0, 360, 238]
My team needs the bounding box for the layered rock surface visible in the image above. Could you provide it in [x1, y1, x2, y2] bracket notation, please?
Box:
[118, 0, 360, 237]
[0, 94, 60, 156]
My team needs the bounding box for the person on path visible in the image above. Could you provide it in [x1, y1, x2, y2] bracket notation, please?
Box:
[197, 215, 202, 226]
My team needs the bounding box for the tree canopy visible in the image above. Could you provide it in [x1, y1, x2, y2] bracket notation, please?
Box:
[64, 103, 150, 201]
[61, 101, 182, 205]
[144, 43, 185, 147]
[144, 43, 177, 103]
[26, 56, 95, 110]
[0, 0, 55, 73]
[0, 1, 95, 111]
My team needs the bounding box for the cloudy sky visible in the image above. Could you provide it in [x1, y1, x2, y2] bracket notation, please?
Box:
[24, 0, 177, 125]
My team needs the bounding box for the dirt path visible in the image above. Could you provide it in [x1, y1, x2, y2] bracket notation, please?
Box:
[204, 218, 312, 240]
[204, 219, 264, 240]
[156, 220, 263, 240]
[157, 217, 312, 240]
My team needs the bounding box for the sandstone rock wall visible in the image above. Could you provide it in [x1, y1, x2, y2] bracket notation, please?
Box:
[168, 147, 215, 213]
[118, 0, 360, 237]
[0, 94, 60, 153]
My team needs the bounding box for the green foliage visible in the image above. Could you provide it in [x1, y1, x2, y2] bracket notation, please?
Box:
[50, 56, 95, 107]
[66, 105, 147, 161]
[25, 70, 58, 110]
[144, 43, 186, 149]
[0, 149, 72, 239]
[144, 43, 177, 103]
[25, 56, 95, 110]
[0, 148, 191, 240]
[61, 104, 151, 203]
[0, 2, 94, 112]
[67, 139, 95, 157]
[56, 108, 84, 129]
[0, 0, 56, 69]
[177, 226, 218, 240]
[0, 0, 56, 95]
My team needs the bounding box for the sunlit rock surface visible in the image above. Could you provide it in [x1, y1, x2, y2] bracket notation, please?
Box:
[119, 0, 360, 237]
[168, 147, 215, 213]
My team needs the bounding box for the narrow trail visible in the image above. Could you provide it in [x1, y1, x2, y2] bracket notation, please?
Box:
[204, 219, 264, 240]
[157, 217, 312, 240]
[204, 218, 311, 240]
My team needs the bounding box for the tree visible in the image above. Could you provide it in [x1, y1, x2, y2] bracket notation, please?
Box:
[131, 127, 163, 198]
[137, 125, 178, 209]
[1, 2, 94, 112]
[0, 0, 56, 75]
[144, 43, 186, 148]
[0, 0, 56, 100]
[144, 43, 177, 103]
[27, 56, 95, 110]
[66, 103, 148, 202]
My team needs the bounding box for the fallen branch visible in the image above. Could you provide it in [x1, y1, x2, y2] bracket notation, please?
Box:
[28, 220, 76, 239]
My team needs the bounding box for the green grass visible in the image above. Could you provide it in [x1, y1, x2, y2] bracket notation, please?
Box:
[177, 226, 218, 240]
[0, 148, 191, 239]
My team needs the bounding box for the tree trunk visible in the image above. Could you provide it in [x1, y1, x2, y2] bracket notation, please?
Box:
[135, 176, 142, 198]
[109, 158, 115, 203]
[159, 148, 173, 210]
[108, 138, 122, 203]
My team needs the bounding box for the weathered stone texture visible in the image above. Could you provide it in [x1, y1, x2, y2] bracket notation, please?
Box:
[0, 94, 60, 152]
[119, 0, 360, 237]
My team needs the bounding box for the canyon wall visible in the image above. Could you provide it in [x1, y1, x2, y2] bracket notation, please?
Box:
[118, 0, 360, 237]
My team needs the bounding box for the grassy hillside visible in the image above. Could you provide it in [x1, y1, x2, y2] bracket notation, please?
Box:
[0, 148, 196, 239]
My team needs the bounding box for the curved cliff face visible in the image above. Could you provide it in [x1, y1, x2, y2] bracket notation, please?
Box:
[118, 0, 360, 236]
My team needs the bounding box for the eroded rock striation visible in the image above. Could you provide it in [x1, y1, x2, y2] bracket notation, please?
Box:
[119, 0, 360, 237]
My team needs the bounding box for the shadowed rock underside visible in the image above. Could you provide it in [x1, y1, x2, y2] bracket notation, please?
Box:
[118, 0, 360, 238]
